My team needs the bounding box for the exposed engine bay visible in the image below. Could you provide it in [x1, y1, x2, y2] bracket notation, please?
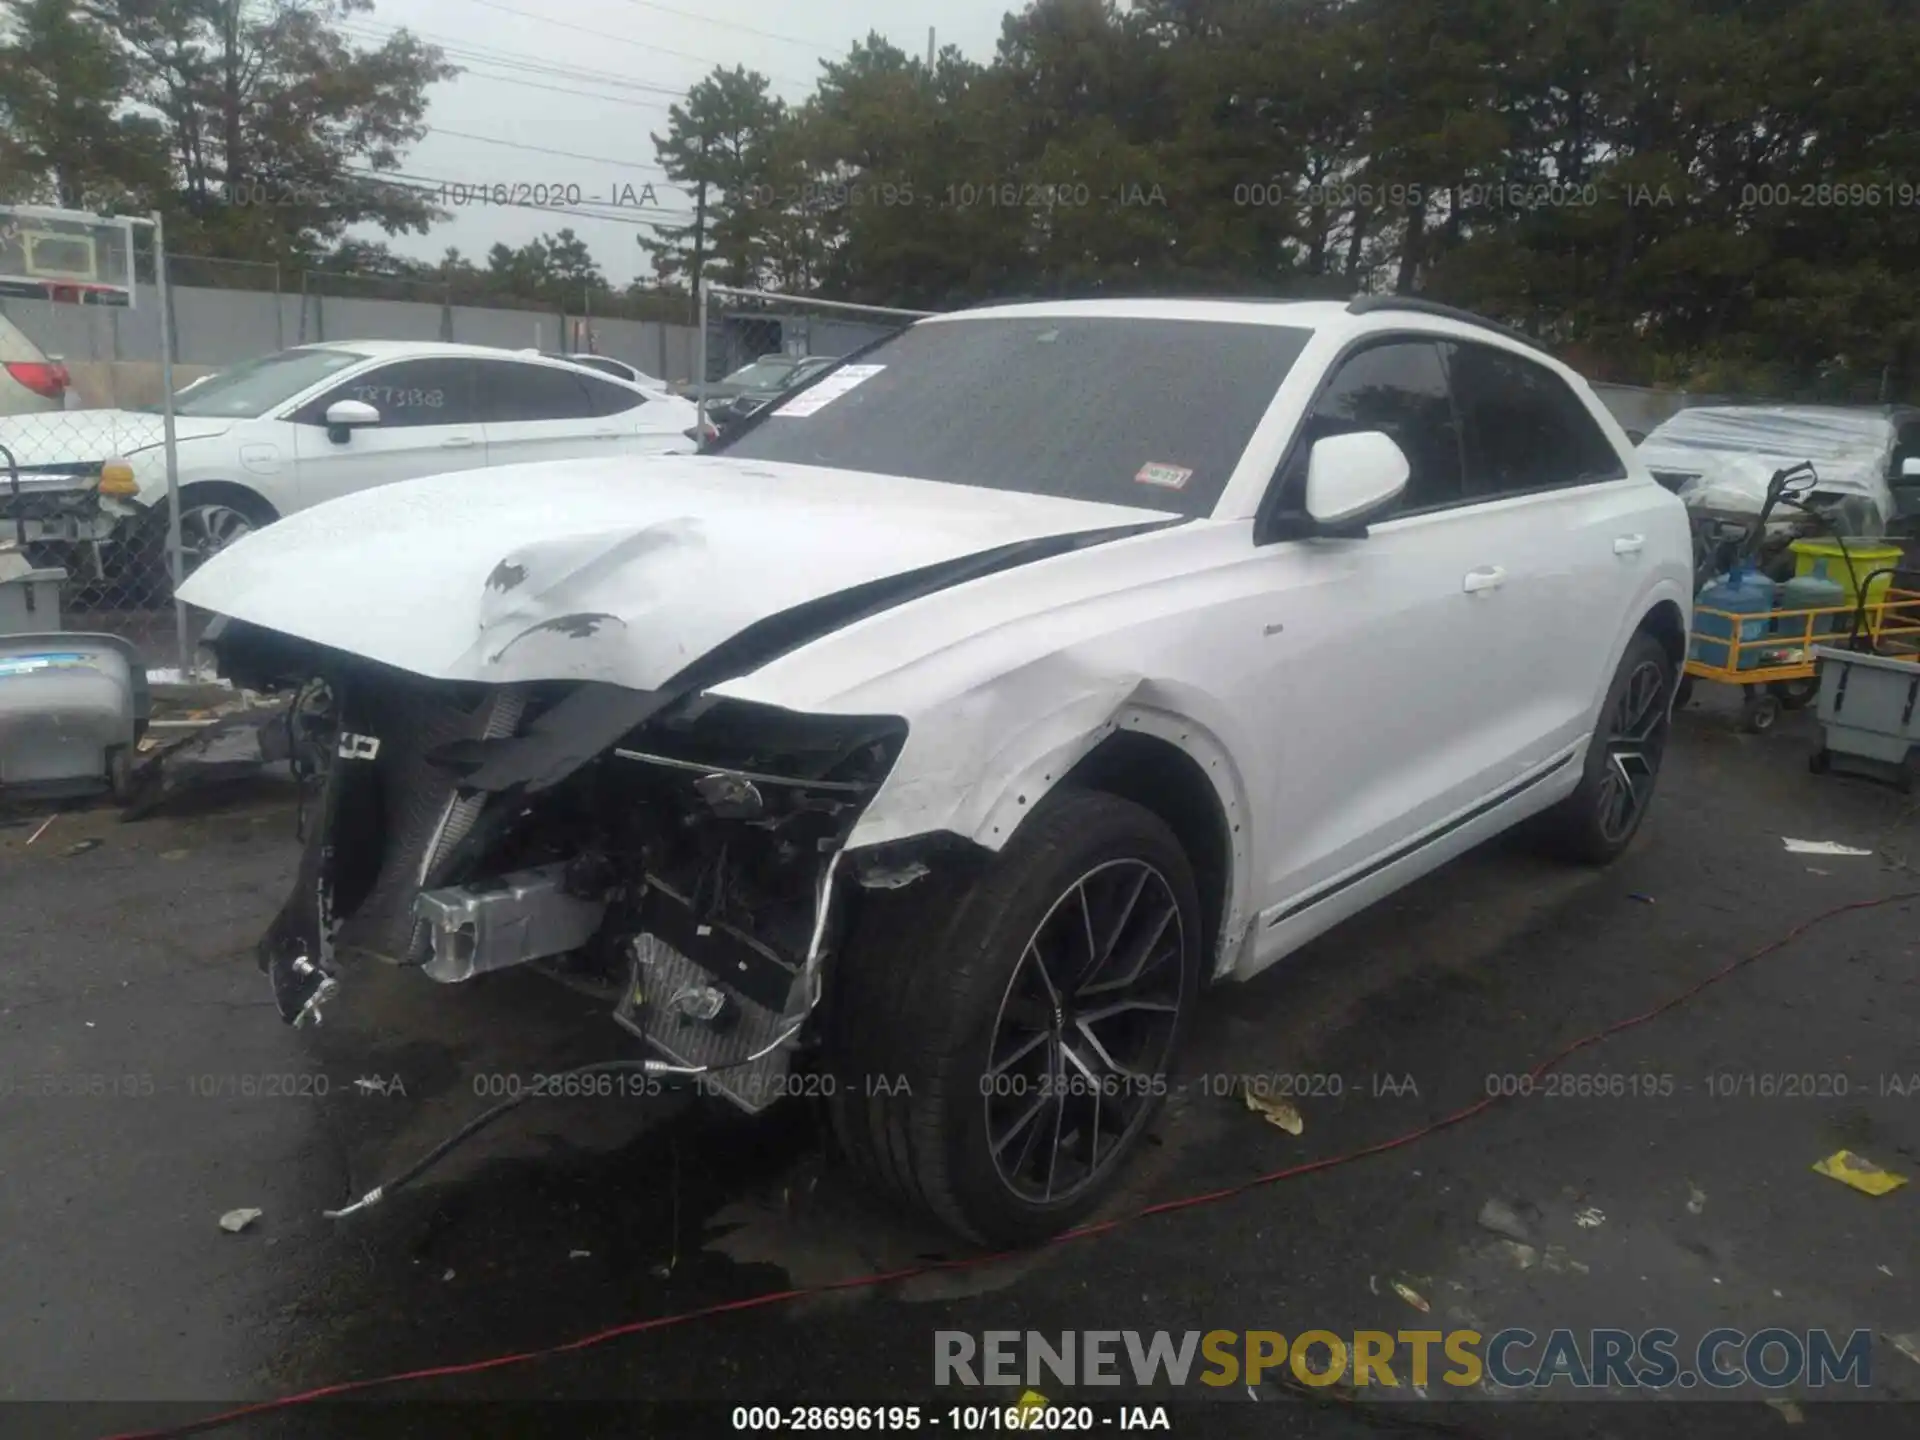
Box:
[221, 626, 916, 1114]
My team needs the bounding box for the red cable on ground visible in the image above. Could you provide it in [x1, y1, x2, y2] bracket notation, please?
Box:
[100, 888, 1920, 1440]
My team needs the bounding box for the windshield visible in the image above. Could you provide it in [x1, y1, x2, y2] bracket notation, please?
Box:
[169, 346, 368, 418]
[722, 356, 801, 388]
[714, 316, 1313, 516]
[785, 357, 838, 387]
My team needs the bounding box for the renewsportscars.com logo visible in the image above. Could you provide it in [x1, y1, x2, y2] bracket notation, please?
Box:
[934, 1328, 1874, 1392]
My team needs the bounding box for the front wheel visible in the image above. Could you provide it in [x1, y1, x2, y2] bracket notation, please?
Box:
[130, 485, 278, 604]
[826, 789, 1203, 1246]
[1537, 631, 1674, 864]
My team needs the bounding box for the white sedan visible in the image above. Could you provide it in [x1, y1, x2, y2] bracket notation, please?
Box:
[0, 340, 701, 572]
[184, 297, 1692, 1245]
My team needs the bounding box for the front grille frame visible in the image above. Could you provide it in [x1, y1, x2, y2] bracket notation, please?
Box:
[327, 676, 532, 967]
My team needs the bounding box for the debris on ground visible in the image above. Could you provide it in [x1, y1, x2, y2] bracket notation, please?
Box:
[1781, 838, 1874, 856]
[120, 699, 297, 820]
[569, 1249, 591, 1260]
[1390, 1280, 1430, 1313]
[1765, 1398, 1805, 1424]
[1890, 1333, 1920, 1368]
[1812, 1150, 1908, 1196]
[1539, 1245, 1588, 1275]
[159, 849, 187, 860]
[1476, 1197, 1532, 1242]
[1241, 1088, 1304, 1135]
[218, 1208, 262, 1233]
[442, 1268, 455, 1281]
[61, 838, 101, 857]
[1628, 892, 1656, 904]
[1573, 1206, 1606, 1228]
[1687, 1183, 1708, 1215]
[1499, 1241, 1539, 1269]
[24, 813, 56, 845]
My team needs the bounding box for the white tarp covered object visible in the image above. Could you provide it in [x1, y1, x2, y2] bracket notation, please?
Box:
[1637, 405, 1898, 532]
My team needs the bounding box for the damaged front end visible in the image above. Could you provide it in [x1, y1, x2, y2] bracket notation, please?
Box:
[226, 625, 908, 1113]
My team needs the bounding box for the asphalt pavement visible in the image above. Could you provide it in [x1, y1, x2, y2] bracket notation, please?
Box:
[3, 689, 1918, 1439]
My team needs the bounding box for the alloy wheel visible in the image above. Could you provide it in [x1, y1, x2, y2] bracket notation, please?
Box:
[1596, 658, 1669, 843]
[984, 858, 1187, 1207]
[177, 502, 257, 572]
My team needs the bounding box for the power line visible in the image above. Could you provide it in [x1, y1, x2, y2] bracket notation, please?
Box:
[456, 66, 678, 110]
[422, 127, 674, 175]
[341, 20, 690, 105]
[446, 0, 816, 88]
[597, 0, 838, 54]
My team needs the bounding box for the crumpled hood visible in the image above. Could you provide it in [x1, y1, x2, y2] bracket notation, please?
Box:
[178, 454, 1171, 690]
[0, 408, 234, 468]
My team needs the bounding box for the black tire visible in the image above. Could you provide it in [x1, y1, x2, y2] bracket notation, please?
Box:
[134, 484, 278, 602]
[1809, 748, 1833, 775]
[1537, 631, 1674, 865]
[825, 789, 1203, 1247]
[1741, 689, 1781, 734]
[106, 744, 133, 804]
[1773, 678, 1817, 711]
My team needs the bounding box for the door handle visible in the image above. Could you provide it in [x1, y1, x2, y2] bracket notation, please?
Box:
[591, 430, 621, 440]
[1613, 534, 1646, 556]
[440, 436, 477, 450]
[1463, 566, 1507, 594]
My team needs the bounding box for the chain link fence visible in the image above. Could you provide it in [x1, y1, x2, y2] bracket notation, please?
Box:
[0, 209, 188, 676]
[693, 283, 938, 433]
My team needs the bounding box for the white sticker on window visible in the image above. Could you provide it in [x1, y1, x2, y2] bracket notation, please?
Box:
[770, 364, 886, 417]
[1135, 462, 1193, 490]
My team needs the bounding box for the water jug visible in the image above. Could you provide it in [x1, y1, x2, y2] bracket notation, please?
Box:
[1775, 558, 1847, 639]
[1692, 564, 1776, 671]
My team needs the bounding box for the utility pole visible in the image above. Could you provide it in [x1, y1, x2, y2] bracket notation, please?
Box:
[927, 26, 935, 66]
[693, 137, 712, 292]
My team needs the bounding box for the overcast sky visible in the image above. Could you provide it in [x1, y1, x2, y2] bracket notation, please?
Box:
[361, 0, 1020, 283]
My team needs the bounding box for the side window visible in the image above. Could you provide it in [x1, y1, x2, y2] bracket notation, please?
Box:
[1447, 342, 1626, 497]
[479, 362, 596, 422]
[582, 373, 644, 417]
[294, 359, 480, 427]
[1890, 418, 1920, 474]
[1277, 340, 1464, 514]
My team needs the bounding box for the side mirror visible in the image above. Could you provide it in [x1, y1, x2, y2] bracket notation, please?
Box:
[1303, 430, 1411, 531]
[325, 398, 380, 444]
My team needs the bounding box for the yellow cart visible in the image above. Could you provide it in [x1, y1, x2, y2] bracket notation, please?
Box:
[1680, 585, 1920, 733]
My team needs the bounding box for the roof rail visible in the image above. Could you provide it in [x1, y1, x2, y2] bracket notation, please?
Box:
[966, 291, 1340, 308]
[1345, 294, 1544, 351]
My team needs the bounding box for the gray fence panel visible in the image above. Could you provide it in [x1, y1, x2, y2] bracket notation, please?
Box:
[451, 305, 566, 352]
[578, 315, 652, 372]
[320, 295, 448, 344]
[9, 283, 699, 376]
[652, 323, 696, 384]
[171, 287, 284, 366]
[2, 293, 116, 362]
